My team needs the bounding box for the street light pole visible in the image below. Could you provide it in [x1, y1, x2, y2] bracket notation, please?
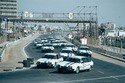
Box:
[120, 36, 123, 53]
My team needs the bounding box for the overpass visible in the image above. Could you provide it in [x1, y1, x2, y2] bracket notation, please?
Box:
[8, 12, 97, 23]
[3, 6, 98, 38]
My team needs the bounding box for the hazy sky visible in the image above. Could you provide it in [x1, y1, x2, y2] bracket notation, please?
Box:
[18, 0, 125, 26]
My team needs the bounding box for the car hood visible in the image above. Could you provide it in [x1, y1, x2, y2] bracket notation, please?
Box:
[37, 58, 56, 63]
[58, 61, 75, 67]
[60, 53, 75, 57]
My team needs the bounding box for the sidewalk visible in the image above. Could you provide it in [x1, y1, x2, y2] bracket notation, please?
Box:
[0, 32, 40, 72]
[98, 45, 125, 54]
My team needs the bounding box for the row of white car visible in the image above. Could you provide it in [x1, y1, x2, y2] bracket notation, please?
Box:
[34, 37, 94, 73]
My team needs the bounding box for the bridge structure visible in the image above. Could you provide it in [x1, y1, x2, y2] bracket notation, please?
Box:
[5, 6, 98, 38]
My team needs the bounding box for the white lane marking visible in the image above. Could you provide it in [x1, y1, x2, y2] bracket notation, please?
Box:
[98, 70, 105, 74]
[46, 74, 125, 83]
[110, 76, 119, 80]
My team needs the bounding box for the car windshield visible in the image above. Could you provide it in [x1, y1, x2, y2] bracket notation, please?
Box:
[43, 44, 52, 47]
[66, 45, 74, 47]
[65, 57, 81, 63]
[79, 47, 89, 50]
[43, 55, 57, 59]
[61, 50, 72, 53]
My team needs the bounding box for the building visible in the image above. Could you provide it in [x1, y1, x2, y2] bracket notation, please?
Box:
[106, 30, 125, 37]
[0, 0, 17, 18]
[0, 0, 18, 41]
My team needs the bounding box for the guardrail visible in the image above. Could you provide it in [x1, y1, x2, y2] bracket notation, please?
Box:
[65, 37, 125, 62]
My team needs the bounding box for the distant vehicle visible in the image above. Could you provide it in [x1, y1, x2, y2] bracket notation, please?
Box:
[36, 42, 43, 48]
[64, 44, 78, 51]
[59, 48, 75, 59]
[57, 56, 94, 73]
[36, 53, 63, 68]
[58, 41, 67, 47]
[51, 41, 61, 47]
[41, 43, 54, 52]
[36, 40, 49, 49]
[76, 46, 92, 57]
[33, 38, 41, 46]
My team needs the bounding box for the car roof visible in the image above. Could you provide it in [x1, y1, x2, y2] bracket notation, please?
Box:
[62, 48, 73, 51]
[44, 53, 58, 56]
[66, 43, 74, 45]
[68, 55, 87, 59]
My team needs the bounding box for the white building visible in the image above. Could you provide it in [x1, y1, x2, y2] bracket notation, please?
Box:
[106, 30, 125, 37]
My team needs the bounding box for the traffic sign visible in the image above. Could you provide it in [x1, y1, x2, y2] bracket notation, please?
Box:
[24, 11, 29, 17]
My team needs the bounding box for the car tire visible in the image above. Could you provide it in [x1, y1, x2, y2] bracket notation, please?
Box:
[58, 68, 62, 73]
[53, 62, 57, 68]
[88, 66, 92, 71]
[75, 67, 80, 74]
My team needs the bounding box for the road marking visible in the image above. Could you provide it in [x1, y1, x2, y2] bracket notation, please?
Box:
[46, 74, 125, 83]
[98, 70, 104, 74]
[110, 76, 119, 80]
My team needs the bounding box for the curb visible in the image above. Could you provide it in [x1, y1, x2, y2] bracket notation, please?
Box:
[0, 44, 8, 62]
[93, 50, 125, 62]
[22, 33, 41, 58]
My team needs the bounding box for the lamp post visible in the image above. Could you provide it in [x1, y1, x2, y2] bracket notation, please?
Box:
[120, 36, 123, 53]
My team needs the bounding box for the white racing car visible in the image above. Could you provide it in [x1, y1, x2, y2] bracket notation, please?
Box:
[36, 53, 63, 68]
[57, 56, 94, 73]
[59, 48, 75, 60]
[64, 44, 78, 52]
[41, 43, 54, 52]
[77, 46, 92, 54]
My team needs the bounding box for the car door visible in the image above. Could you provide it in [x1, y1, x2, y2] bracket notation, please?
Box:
[82, 58, 90, 70]
[57, 55, 63, 62]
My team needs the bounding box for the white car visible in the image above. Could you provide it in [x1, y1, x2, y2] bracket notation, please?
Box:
[64, 44, 78, 51]
[33, 39, 41, 46]
[36, 53, 63, 68]
[41, 43, 54, 52]
[59, 48, 75, 59]
[57, 56, 94, 73]
[51, 41, 61, 47]
[76, 46, 92, 55]
[36, 43, 43, 48]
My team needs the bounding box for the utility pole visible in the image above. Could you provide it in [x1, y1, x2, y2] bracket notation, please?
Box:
[0, 18, 2, 35]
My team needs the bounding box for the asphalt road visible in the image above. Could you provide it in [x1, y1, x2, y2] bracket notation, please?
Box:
[0, 33, 125, 83]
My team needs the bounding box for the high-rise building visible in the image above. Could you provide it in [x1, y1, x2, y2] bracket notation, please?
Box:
[0, 0, 17, 18]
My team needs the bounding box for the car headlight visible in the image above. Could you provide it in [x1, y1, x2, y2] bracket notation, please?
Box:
[36, 62, 41, 65]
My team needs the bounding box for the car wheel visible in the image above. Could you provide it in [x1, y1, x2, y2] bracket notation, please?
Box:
[88, 66, 92, 71]
[37, 65, 40, 69]
[58, 68, 62, 73]
[75, 67, 80, 74]
[54, 62, 57, 68]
